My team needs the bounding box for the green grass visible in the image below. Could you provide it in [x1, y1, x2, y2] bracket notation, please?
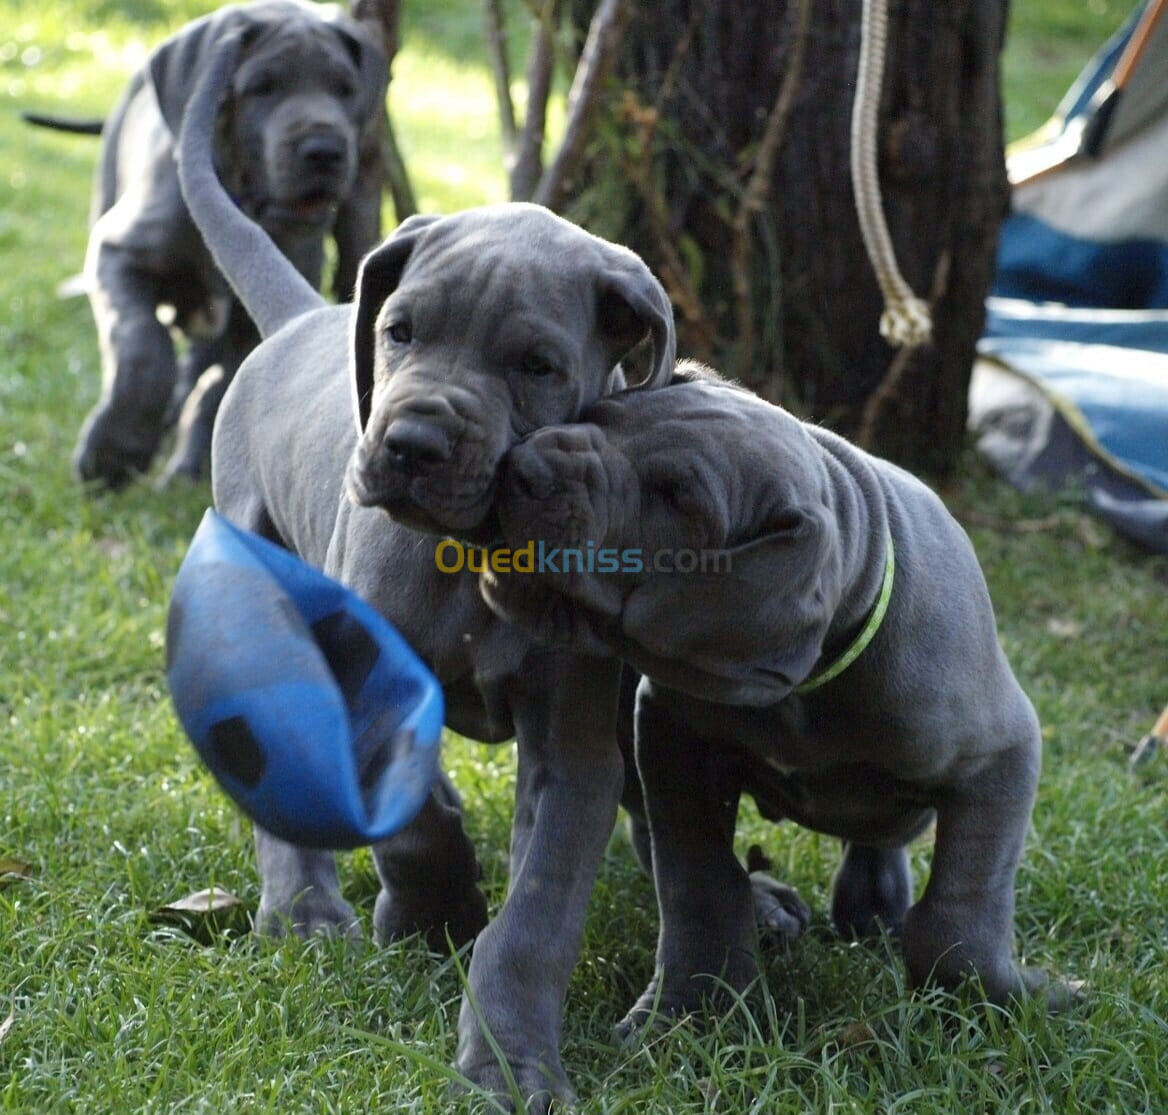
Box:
[3, 1, 1168, 1111]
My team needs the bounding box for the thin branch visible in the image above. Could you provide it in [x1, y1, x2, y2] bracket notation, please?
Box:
[729, 0, 812, 382]
[482, 0, 518, 155]
[612, 7, 715, 354]
[510, 0, 559, 202]
[350, 0, 415, 219]
[381, 111, 417, 220]
[532, 0, 632, 213]
[616, 93, 717, 355]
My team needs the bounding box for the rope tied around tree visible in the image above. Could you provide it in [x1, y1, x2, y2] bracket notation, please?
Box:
[851, 0, 933, 349]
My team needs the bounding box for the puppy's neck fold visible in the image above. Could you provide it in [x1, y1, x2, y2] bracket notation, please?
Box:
[807, 429, 893, 668]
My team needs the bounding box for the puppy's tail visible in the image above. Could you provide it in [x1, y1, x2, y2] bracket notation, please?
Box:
[176, 35, 324, 340]
[21, 111, 104, 135]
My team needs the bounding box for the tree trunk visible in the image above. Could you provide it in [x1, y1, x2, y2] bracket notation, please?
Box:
[350, 0, 417, 221]
[565, 0, 1010, 476]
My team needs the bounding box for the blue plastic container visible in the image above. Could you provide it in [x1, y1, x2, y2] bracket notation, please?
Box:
[166, 509, 443, 848]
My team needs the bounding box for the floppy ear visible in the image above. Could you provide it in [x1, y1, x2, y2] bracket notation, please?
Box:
[620, 504, 843, 703]
[322, 17, 389, 125]
[148, 8, 258, 137]
[350, 214, 443, 432]
[596, 260, 676, 391]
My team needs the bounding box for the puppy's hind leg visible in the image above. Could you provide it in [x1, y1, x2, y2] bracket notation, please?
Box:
[900, 704, 1073, 1008]
[830, 841, 914, 939]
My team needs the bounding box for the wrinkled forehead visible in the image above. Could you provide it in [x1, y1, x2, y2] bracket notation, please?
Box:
[586, 382, 749, 445]
[408, 210, 613, 296]
[391, 214, 617, 342]
[237, 11, 357, 69]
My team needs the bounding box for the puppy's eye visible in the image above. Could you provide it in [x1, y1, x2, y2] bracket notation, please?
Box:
[332, 76, 357, 99]
[652, 479, 690, 513]
[246, 74, 278, 97]
[520, 353, 558, 378]
[387, 321, 413, 344]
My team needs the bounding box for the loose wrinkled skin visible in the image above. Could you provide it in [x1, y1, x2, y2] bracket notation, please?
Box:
[73, 0, 387, 489]
[484, 362, 1077, 1031]
[178, 36, 680, 1106]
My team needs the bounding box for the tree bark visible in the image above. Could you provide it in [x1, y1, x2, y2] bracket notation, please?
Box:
[565, 0, 1010, 476]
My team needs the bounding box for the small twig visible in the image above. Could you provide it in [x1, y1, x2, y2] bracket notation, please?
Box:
[855, 247, 950, 450]
[381, 111, 417, 220]
[648, 0, 706, 140]
[533, 0, 632, 213]
[729, 0, 811, 381]
[482, 0, 518, 155]
[615, 91, 716, 354]
[510, 0, 559, 202]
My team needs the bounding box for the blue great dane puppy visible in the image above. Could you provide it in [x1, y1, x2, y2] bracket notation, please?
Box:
[175, 32, 676, 1113]
[67, 0, 387, 488]
[484, 363, 1076, 1031]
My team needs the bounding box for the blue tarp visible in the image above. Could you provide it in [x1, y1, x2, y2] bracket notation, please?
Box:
[972, 0, 1168, 553]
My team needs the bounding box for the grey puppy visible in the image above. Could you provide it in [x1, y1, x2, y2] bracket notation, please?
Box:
[484, 363, 1074, 1031]
[176, 34, 677, 1113]
[70, 0, 387, 489]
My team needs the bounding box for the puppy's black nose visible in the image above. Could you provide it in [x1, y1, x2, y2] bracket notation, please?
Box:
[384, 418, 451, 474]
[297, 134, 345, 173]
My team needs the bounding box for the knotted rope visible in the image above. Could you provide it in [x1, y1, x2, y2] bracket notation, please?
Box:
[850, 0, 933, 348]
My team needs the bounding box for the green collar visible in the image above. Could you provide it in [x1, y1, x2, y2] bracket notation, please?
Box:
[795, 529, 895, 695]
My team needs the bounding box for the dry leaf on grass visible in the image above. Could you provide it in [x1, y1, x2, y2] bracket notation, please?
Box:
[0, 858, 35, 890]
[152, 887, 251, 942]
[0, 1009, 14, 1045]
[833, 1021, 877, 1048]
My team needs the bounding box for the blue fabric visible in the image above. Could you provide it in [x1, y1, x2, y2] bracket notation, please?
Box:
[167, 509, 443, 848]
[979, 1, 1168, 543]
[981, 313, 1168, 496]
[993, 213, 1168, 310]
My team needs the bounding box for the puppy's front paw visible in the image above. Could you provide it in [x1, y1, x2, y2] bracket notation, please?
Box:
[450, 1058, 572, 1115]
[254, 890, 362, 942]
[373, 882, 487, 952]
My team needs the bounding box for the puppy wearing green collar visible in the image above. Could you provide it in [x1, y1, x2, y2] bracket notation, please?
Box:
[485, 360, 1076, 1030]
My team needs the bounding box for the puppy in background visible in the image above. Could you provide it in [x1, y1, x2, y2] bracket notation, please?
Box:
[27, 1, 387, 488]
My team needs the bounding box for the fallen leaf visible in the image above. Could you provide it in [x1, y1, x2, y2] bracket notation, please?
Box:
[153, 887, 250, 942]
[159, 887, 245, 915]
[0, 1009, 13, 1044]
[834, 1021, 877, 1048]
[0, 858, 35, 889]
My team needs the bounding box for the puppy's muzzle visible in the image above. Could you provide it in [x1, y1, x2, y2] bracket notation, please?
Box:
[296, 132, 347, 178]
[504, 444, 558, 502]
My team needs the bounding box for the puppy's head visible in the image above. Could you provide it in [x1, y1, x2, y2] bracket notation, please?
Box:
[484, 372, 846, 704]
[150, 0, 387, 230]
[345, 204, 676, 542]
